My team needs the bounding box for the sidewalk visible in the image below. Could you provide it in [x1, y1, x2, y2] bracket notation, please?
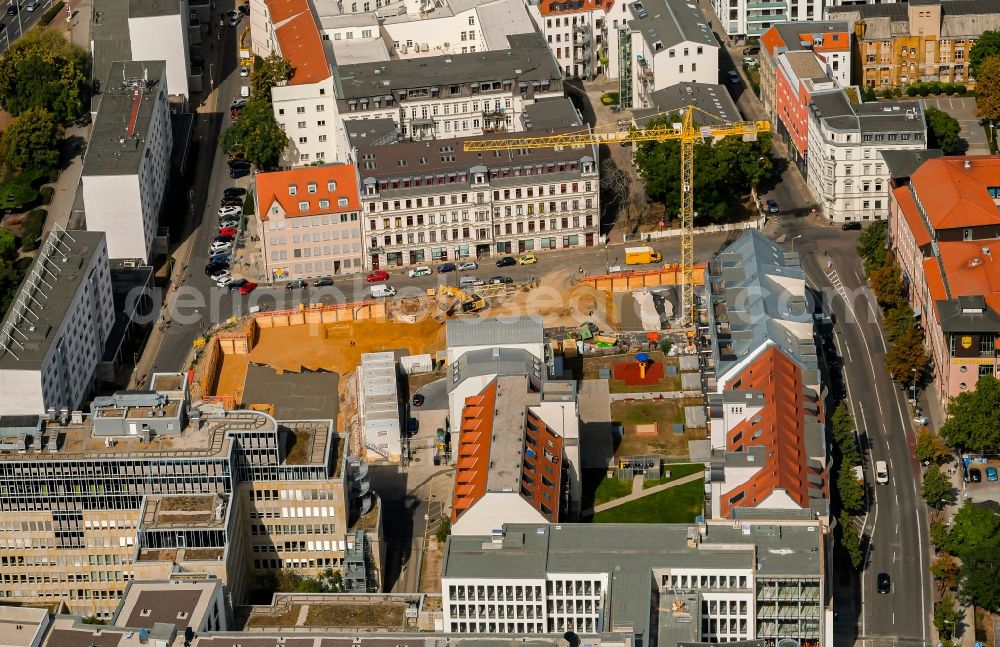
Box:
[583, 471, 704, 516]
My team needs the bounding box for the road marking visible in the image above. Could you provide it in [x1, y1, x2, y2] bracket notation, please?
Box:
[835, 332, 852, 362]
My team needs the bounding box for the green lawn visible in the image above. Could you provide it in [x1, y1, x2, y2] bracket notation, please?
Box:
[592, 478, 703, 524]
[594, 475, 633, 505]
[643, 463, 704, 489]
[0, 170, 45, 211]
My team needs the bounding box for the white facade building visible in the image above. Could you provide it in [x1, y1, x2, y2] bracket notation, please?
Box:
[714, 0, 822, 40]
[442, 521, 825, 643]
[619, 0, 719, 109]
[0, 231, 114, 415]
[357, 351, 402, 461]
[82, 61, 173, 262]
[127, 0, 191, 99]
[806, 91, 927, 223]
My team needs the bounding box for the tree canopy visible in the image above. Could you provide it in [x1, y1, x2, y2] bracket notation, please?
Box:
[960, 547, 1000, 609]
[947, 501, 1000, 559]
[632, 115, 775, 224]
[925, 107, 962, 155]
[921, 466, 954, 508]
[856, 220, 889, 273]
[975, 57, 1000, 123]
[940, 375, 1000, 452]
[915, 429, 951, 464]
[0, 29, 89, 123]
[0, 107, 63, 172]
[222, 98, 288, 170]
[251, 54, 293, 101]
[970, 31, 1000, 79]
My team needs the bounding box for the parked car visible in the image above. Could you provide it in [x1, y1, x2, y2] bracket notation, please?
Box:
[25, 0, 39, 11]
[219, 218, 240, 229]
[210, 241, 233, 254]
[766, 199, 779, 214]
[313, 277, 335, 287]
[366, 270, 389, 282]
[240, 66, 249, 77]
[239, 281, 258, 295]
[227, 278, 248, 292]
[229, 98, 248, 111]
[285, 279, 307, 290]
[412, 393, 425, 407]
[226, 9, 241, 25]
[205, 262, 228, 275]
[406, 418, 418, 437]
[988, 467, 999, 482]
[727, 70, 740, 83]
[876, 573, 891, 594]
[214, 235, 234, 244]
[744, 46, 760, 55]
[970, 467, 983, 483]
[460, 276, 483, 288]
[209, 253, 232, 265]
[457, 261, 478, 271]
[229, 162, 251, 179]
[216, 276, 235, 289]
[407, 266, 432, 278]
[437, 262, 457, 273]
[224, 187, 247, 198]
[489, 276, 514, 284]
[219, 227, 238, 237]
[6, 5, 17, 16]
[220, 197, 243, 207]
[219, 206, 242, 218]
[517, 254, 537, 265]
[496, 256, 517, 267]
[841, 221, 862, 231]
[239, 85, 249, 98]
[238, 2, 250, 14]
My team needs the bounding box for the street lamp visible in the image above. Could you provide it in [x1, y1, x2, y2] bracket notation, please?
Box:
[911, 367, 918, 405]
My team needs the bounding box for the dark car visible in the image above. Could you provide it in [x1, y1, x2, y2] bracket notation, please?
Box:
[877, 573, 891, 594]
[744, 46, 760, 56]
[224, 187, 247, 199]
[230, 98, 249, 111]
[285, 279, 307, 290]
[221, 197, 243, 207]
[313, 277, 335, 287]
[238, 2, 250, 14]
[406, 417, 418, 437]
[229, 163, 251, 179]
[412, 393, 425, 407]
[969, 467, 983, 483]
[437, 262, 457, 273]
[209, 253, 232, 264]
[841, 221, 862, 231]
[489, 276, 514, 284]
[766, 199, 779, 214]
[6, 5, 16, 15]
[227, 278, 249, 293]
[496, 256, 517, 267]
[205, 261, 228, 275]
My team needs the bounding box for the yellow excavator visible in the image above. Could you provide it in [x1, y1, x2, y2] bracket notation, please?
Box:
[436, 285, 486, 316]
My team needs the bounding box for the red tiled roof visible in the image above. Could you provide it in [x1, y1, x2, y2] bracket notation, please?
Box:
[893, 185, 932, 248]
[761, 28, 784, 57]
[272, 4, 329, 85]
[926, 241, 1000, 313]
[451, 384, 497, 522]
[265, 0, 309, 26]
[538, 0, 612, 16]
[255, 165, 360, 221]
[720, 347, 826, 517]
[910, 156, 1000, 230]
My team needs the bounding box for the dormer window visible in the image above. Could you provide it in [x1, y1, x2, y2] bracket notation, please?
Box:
[328, 181, 337, 191]
[298, 201, 309, 210]
[289, 185, 297, 195]
[307, 182, 317, 193]
[339, 197, 349, 207]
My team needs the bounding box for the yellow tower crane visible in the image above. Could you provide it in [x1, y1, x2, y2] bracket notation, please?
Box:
[463, 105, 770, 327]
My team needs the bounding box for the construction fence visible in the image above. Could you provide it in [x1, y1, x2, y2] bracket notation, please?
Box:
[579, 264, 707, 293]
[253, 300, 387, 328]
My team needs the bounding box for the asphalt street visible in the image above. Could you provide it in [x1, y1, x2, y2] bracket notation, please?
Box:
[0, 0, 53, 53]
[776, 216, 930, 647]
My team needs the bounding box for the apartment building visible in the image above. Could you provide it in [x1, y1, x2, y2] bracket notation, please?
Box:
[358, 127, 599, 270]
[806, 91, 926, 223]
[889, 156, 1000, 409]
[619, 0, 719, 109]
[773, 53, 840, 170]
[254, 164, 364, 281]
[759, 21, 851, 123]
[0, 373, 379, 618]
[91, 0, 192, 110]
[0, 231, 114, 416]
[828, 0, 1000, 90]
[715, 0, 822, 39]
[442, 521, 825, 643]
[82, 61, 173, 262]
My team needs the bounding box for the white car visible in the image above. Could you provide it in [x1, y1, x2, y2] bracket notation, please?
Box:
[25, 0, 38, 11]
[457, 261, 478, 271]
[216, 275, 235, 288]
[407, 266, 432, 278]
[239, 85, 249, 98]
[226, 10, 240, 25]
[210, 241, 233, 254]
[218, 206, 242, 218]
[211, 270, 231, 282]
[239, 66, 249, 77]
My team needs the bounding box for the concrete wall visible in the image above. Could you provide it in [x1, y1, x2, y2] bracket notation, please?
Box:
[451, 491, 547, 535]
[130, 10, 191, 99]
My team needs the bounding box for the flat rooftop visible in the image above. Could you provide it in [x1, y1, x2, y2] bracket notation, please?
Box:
[447, 315, 544, 348]
[0, 230, 106, 370]
[487, 375, 532, 492]
[242, 364, 340, 420]
[281, 421, 342, 473]
[0, 605, 48, 647]
[84, 61, 167, 177]
[522, 97, 583, 131]
[141, 494, 226, 529]
[115, 580, 220, 631]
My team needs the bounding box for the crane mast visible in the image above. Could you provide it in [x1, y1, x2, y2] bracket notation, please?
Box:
[464, 105, 770, 327]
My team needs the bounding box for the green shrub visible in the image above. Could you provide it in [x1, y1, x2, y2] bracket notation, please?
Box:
[0, 228, 15, 260]
[600, 92, 621, 106]
[41, 0, 66, 25]
[0, 169, 44, 211]
[906, 84, 919, 97]
[956, 84, 968, 95]
[918, 84, 931, 97]
[928, 81, 943, 95]
[39, 186, 53, 205]
[944, 83, 956, 95]
[20, 209, 46, 252]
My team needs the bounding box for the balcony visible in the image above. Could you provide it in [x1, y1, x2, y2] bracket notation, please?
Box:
[573, 46, 590, 63]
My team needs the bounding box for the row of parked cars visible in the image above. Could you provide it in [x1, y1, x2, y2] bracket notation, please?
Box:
[205, 188, 257, 295]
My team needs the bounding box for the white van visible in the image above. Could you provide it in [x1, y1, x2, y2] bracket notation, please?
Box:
[459, 276, 483, 288]
[370, 284, 397, 298]
[239, 85, 250, 98]
[875, 460, 889, 485]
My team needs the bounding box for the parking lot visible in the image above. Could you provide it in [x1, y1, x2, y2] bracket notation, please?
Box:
[961, 458, 1000, 503]
[922, 96, 990, 155]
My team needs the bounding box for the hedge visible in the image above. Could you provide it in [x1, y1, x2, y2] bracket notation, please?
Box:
[21, 209, 47, 252]
[41, 1, 66, 26]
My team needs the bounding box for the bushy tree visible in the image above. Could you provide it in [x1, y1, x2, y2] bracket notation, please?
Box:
[221, 98, 288, 170]
[857, 220, 889, 272]
[970, 32, 1000, 79]
[974, 57, 1000, 123]
[250, 53, 293, 101]
[884, 303, 917, 344]
[885, 324, 930, 386]
[0, 229, 15, 261]
[869, 259, 905, 309]
[0, 107, 63, 172]
[633, 115, 775, 224]
[932, 553, 960, 591]
[0, 28, 89, 122]
[948, 501, 1000, 560]
[940, 376, 1000, 452]
[922, 465, 954, 508]
[838, 463, 866, 514]
[839, 510, 864, 569]
[925, 107, 962, 155]
[915, 430, 951, 464]
[934, 594, 962, 640]
[960, 547, 1000, 609]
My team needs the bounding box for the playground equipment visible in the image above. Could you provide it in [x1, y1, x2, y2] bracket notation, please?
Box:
[636, 352, 651, 380]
